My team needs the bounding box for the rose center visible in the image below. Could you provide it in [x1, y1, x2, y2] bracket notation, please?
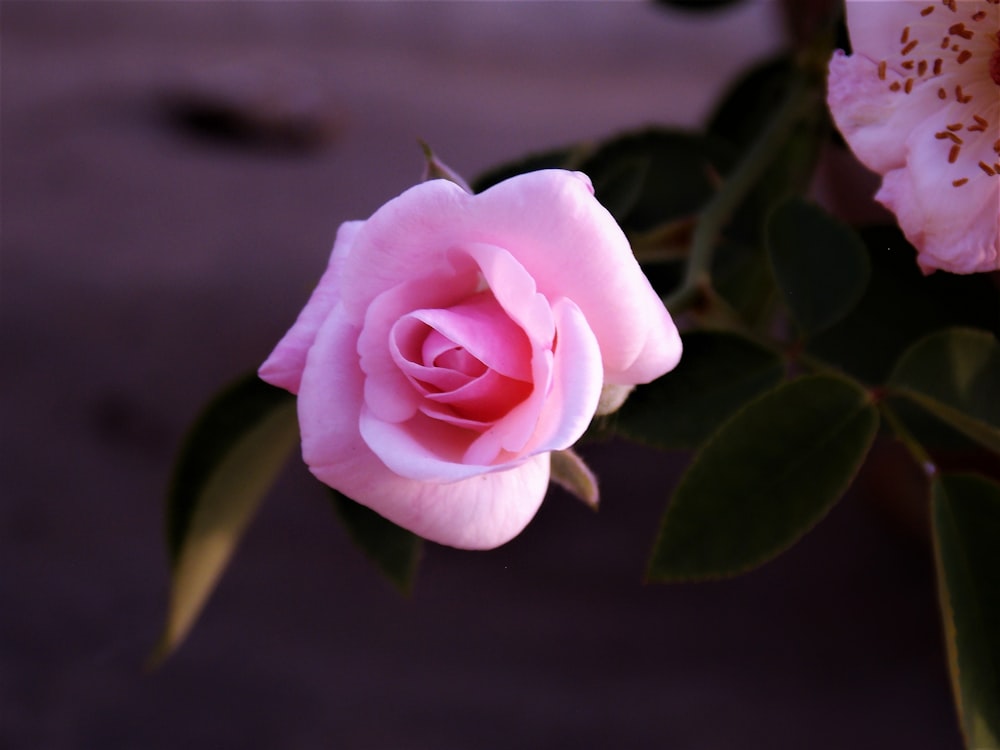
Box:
[434, 345, 486, 377]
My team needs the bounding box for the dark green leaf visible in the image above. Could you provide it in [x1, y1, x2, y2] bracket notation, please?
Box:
[707, 56, 797, 150]
[330, 491, 422, 595]
[932, 474, 1000, 748]
[615, 330, 785, 449]
[579, 127, 735, 234]
[889, 328, 1000, 454]
[710, 56, 830, 247]
[649, 375, 878, 581]
[704, 59, 829, 322]
[809, 226, 1000, 384]
[711, 238, 780, 330]
[766, 197, 870, 335]
[153, 375, 299, 665]
[167, 374, 296, 562]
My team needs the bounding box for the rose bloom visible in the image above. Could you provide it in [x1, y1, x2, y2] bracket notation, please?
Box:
[827, 0, 999, 274]
[259, 170, 681, 549]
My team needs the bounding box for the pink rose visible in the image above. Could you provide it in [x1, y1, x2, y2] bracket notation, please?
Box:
[259, 170, 681, 549]
[827, 0, 999, 274]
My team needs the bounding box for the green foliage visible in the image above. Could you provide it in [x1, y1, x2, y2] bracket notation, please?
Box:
[154, 375, 299, 664]
[709, 54, 828, 234]
[707, 69, 830, 327]
[580, 128, 735, 234]
[932, 474, 1000, 749]
[889, 329, 1000, 454]
[648, 375, 879, 581]
[472, 127, 734, 237]
[330, 491, 423, 595]
[766, 197, 869, 335]
[615, 330, 784, 450]
[707, 57, 797, 150]
[809, 226, 1000, 384]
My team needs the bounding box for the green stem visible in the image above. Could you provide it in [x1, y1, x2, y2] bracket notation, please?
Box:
[878, 400, 939, 478]
[664, 73, 816, 314]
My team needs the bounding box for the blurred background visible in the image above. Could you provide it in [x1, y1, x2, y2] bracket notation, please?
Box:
[1, 2, 963, 748]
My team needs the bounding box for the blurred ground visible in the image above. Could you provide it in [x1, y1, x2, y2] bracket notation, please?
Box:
[1, 2, 963, 749]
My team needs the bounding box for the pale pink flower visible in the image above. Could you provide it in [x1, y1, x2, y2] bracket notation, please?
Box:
[259, 170, 681, 549]
[828, 0, 999, 273]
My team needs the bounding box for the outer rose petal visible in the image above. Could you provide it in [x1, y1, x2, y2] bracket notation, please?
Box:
[258, 221, 364, 394]
[338, 171, 681, 385]
[298, 304, 550, 549]
[467, 172, 681, 384]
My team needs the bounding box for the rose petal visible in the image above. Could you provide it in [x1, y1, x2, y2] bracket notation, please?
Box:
[299, 304, 550, 549]
[258, 221, 363, 394]
[359, 408, 480, 480]
[467, 171, 681, 384]
[408, 291, 533, 381]
[520, 297, 604, 455]
[460, 243, 555, 351]
[426, 368, 533, 423]
[339, 172, 680, 385]
[460, 298, 602, 466]
[358, 266, 480, 423]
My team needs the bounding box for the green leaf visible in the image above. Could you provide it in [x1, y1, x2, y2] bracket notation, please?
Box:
[889, 328, 1000, 454]
[649, 375, 878, 581]
[615, 330, 785, 450]
[710, 56, 830, 247]
[152, 375, 298, 665]
[932, 474, 1000, 749]
[704, 60, 829, 324]
[809, 226, 1000, 384]
[708, 56, 797, 151]
[579, 127, 735, 234]
[766, 197, 870, 335]
[330, 491, 423, 595]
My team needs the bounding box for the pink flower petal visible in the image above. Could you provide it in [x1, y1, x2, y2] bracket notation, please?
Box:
[521, 297, 604, 455]
[425, 368, 533, 423]
[828, 0, 999, 274]
[299, 304, 550, 549]
[408, 291, 533, 382]
[358, 267, 480, 423]
[467, 171, 681, 384]
[258, 221, 363, 394]
[339, 171, 680, 385]
[461, 243, 555, 351]
[359, 408, 481, 480]
[460, 298, 602, 466]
